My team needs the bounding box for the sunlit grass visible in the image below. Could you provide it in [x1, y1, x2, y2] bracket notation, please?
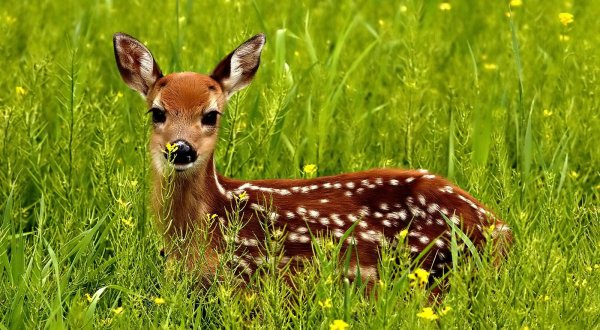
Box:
[0, 0, 599, 328]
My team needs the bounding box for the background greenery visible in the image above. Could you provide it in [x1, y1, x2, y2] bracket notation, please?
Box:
[1, 0, 599, 328]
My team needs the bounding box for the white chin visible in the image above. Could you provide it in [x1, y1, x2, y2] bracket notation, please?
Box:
[174, 163, 195, 172]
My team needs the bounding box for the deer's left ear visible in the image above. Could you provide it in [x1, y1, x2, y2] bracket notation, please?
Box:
[113, 33, 163, 97]
[211, 33, 265, 99]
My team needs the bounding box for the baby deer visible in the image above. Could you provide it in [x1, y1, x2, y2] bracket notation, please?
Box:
[113, 32, 511, 290]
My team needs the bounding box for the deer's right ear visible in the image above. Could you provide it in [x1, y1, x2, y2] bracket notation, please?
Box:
[113, 33, 163, 97]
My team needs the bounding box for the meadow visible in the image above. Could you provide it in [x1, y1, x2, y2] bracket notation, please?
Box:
[1, 0, 599, 328]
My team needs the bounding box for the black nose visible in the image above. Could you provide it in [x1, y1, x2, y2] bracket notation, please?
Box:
[164, 140, 197, 165]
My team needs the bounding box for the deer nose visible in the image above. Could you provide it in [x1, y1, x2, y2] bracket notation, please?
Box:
[164, 140, 197, 165]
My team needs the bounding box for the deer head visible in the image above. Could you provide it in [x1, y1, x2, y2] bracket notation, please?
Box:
[113, 33, 265, 175]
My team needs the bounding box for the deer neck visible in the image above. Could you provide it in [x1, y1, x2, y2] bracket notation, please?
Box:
[152, 154, 227, 240]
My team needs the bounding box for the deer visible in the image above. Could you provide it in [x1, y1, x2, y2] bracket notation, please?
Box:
[113, 32, 512, 294]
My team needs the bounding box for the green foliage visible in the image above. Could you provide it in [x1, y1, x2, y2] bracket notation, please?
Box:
[1, 0, 599, 328]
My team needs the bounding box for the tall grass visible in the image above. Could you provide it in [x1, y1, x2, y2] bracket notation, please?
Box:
[1, 0, 599, 328]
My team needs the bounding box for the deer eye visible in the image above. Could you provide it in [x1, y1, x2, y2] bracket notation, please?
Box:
[201, 110, 220, 126]
[149, 108, 166, 124]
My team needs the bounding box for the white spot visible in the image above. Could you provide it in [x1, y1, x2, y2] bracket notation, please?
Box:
[356, 188, 365, 194]
[382, 220, 392, 227]
[250, 203, 266, 212]
[319, 217, 330, 226]
[298, 235, 310, 243]
[408, 231, 421, 238]
[451, 215, 460, 225]
[389, 179, 399, 186]
[373, 212, 383, 218]
[240, 237, 259, 247]
[346, 236, 357, 245]
[286, 211, 295, 219]
[406, 196, 414, 204]
[427, 203, 440, 214]
[279, 189, 291, 196]
[301, 186, 310, 193]
[347, 214, 358, 222]
[268, 212, 279, 222]
[410, 245, 419, 253]
[345, 182, 355, 189]
[297, 207, 307, 216]
[310, 184, 318, 190]
[295, 226, 308, 234]
[358, 221, 368, 228]
[417, 194, 426, 206]
[417, 169, 428, 173]
[323, 182, 332, 188]
[291, 186, 300, 192]
[398, 209, 408, 220]
[345, 191, 353, 197]
[361, 179, 370, 186]
[333, 228, 345, 238]
[419, 235, 430, 244]
[439, 185, 454, 194]
[375, 178, 383, 185]
[436, 218, 445, 226]
[368, 184, 377, 189]
[309, 210, 320, 218]
[333, 183, 342, 189]
[441, 208, 449, 216]
[434, 238, 445, 248]
[287, 232, 299, 242]
[320, 199, 329, 204]
[386, 212, 400, 220]
[423, 174, 436, 179]
[405, 177, 415, 183]
[331, 214, 344, 227]
[359, 206, 370, 217]
[380, 203, 389, 211]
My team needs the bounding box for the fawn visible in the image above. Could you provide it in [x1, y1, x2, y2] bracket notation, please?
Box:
[113, 32, 511, 291]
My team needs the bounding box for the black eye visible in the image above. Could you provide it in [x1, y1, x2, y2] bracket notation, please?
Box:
[149, 108, 166, 124]
[201, 110, 220, 126]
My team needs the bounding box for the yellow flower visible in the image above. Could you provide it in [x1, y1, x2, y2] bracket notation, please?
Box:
[237, 191, 248, 200]
[112, 307, 124, 315]
[522, 326, 530, 330]
[329, 319, 349, 330]
[558, 13, 574, 26]
[559, 34, 570, 42]
[318, 298, 332, 309]
[417, 307, 439, 321]
[483, 63, 499, 71]
[153, 297, 166, 305]
[84, 293, 93, 303]
[543, 109, 553, 117]
[121, 217, 134, 227]
[398, 229, 409, 240]
[116, 91, 123, 99]
[303, 164, 317, 175]
[440, 306, 452, 315]
[15, 86, 27, 96]
[5, 15, 17, 25]
[585, 266, 593, 272]
[439, 2, 451, 11]
[165, 142, 179, 154]
[408, 268, 430, 287]
[510, 0, 523, 7]
[569, 171, 579, 179]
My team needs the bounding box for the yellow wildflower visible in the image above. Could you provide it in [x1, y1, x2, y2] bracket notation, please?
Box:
[318, 298, 332, 309]
[237, 191, 248, 200]
[585, 266, 593, 272]
[522, 326, 530, 330]
[303, 164, 317, 175]
[510, 0, 523, 7]
[439, 2, 451, 11]
[112, 307, 124, 315]
[417, 307, 439, 321]
[408, 268, 430, 287]
[569, 171, 579, 179]
[5, 15, 17, 25]
[398, 229, 409, 240]
[558, 13, 574, 26]
[84, 293, 93, 303]
[543, 109, 553, 117]
[165, 142, 179, 154]
[15, 86, 27, 96]
[483, 63, 499, 71]
[121, 217, 134, 227]
[153, 297, 166, 305]
[116, 91, 123, 99]
[440, 306, 452, 315]
[329, 319, 349, 330]
[559, 34, 570, 42]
